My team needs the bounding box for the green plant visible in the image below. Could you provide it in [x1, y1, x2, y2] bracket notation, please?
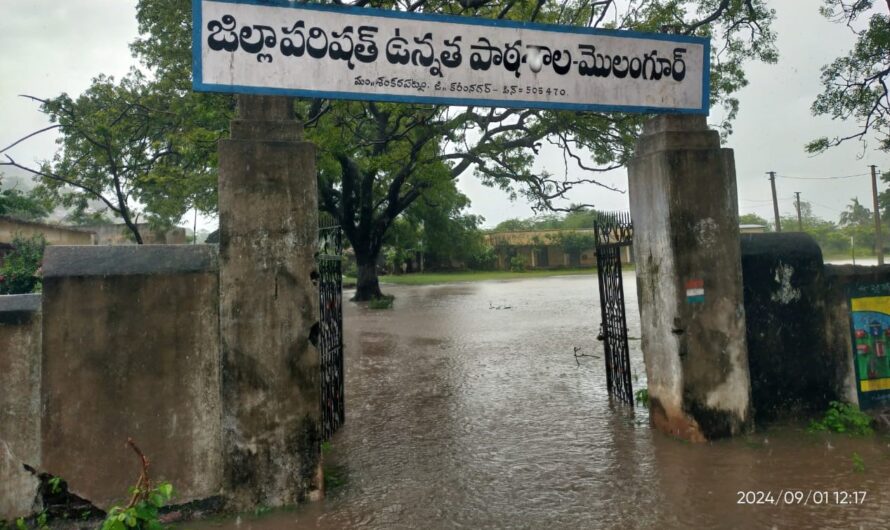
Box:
[809, 401, 874, 436]
[634, 388, 650, 407]
[467, 244, 498, 271]
[252, 506, 272, 517]
[11, 511, 48, 530]
[0, 235, 45, 295]
[48, 477, 62, 495]
[852, 452, 866, 473]
[101, 439, 173, 530]
[368, 295, 395, 309]
[509, 255, 526, 272]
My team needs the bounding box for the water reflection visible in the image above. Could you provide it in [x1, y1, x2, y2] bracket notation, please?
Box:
[186, 274, 889, 529]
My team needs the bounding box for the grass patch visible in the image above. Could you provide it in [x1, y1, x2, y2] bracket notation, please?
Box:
[823, 248, 877, 262]
[367, 294, 395, 309]
[375, 268, 615, 285]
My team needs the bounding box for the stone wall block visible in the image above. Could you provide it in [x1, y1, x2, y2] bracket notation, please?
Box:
[40, 245, 222, 509]
[0, 295, 42, 519]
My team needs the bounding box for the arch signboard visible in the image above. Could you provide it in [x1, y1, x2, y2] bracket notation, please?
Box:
[193, 0, 710, 114]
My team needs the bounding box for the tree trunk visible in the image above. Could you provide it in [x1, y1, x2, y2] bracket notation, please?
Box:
[354, 256, 383, 301]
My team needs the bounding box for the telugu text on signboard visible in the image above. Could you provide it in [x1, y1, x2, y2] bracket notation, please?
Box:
[193, 0, 710, 114]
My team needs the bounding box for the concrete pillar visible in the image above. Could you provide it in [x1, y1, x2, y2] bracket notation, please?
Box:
[628, 115, 752, 441]
[219, 95, 321, 508]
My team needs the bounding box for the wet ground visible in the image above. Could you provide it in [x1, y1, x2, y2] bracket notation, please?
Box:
[189, 274, 890, 529]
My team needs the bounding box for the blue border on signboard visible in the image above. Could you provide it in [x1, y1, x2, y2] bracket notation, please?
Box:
[191, 0, 711, 115]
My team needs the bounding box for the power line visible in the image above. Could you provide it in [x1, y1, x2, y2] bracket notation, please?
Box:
[806, 200, 844, 213]
[776, 172, 870, 180]
[740, 197, 794, 203]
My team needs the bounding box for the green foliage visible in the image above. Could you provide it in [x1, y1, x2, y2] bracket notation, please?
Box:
[382, 179, 492, 272]
[252, 506, 273, 517]
[634, 388, 650, 407]
[383, 245, 412, 274]
[808, 401, 874, 435]
[852, 451, 866, 473]
[495, 208, 604, 233]
[26, 71, 219, 243]
[0, 235, 45, 295]
[101, 482, 173, 530]
[494, 218, 537, 232]
[10, 511, 48, 530]
[839, 197, 873, 228]
[546, 231, 597, 254]
[467, 244, 498, 271]
[509, 256, 527, 272]
[368, 295, 395, 309]
[48, 477, 62, 495]
[808, 1, 890, 152]
[0, 176, 51, 221]
[738, 213, 770, 229]
[764, 198, 889, 256]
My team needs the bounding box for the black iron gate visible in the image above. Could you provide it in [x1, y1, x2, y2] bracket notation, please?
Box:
[594, 212, 634, 404]
[318, 213, 344, 440]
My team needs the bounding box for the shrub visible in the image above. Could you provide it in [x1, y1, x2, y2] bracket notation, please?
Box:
[509, 255, 526, 272]
[0, 235, 45, 295]
[467, 244, 498, 271]
[808, 401, 874, 436]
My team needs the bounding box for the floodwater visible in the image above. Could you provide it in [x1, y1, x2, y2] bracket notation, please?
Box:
[189, 274, 890, 529]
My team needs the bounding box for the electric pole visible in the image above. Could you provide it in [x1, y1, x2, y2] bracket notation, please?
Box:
[794, 192, 802, 232]
[768, 171, 781, 232]
[871, 164, 884, 265]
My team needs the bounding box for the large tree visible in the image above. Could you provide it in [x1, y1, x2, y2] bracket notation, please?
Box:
[807, 0, 890, 153]
[1, 71, 223, 243]
[107, 0, 775, 298]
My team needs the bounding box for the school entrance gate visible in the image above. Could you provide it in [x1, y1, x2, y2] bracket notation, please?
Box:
[197, 0, 754, 507]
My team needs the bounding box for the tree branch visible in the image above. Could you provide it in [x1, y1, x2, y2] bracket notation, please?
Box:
[0, 124, 61, 156]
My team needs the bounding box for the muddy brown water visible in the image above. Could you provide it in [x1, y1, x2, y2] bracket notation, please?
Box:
[186, 274, 890, 529]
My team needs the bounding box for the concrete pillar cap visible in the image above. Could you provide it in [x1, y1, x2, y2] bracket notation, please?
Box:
[642, 114, 709, 136]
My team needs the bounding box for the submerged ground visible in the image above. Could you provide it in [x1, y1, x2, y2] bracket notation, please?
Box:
[189, 273, 889, 529]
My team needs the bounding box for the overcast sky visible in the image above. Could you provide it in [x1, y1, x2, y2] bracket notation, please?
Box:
[2, 0, 888, 230]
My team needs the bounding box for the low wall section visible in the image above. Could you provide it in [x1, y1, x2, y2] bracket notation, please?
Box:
[39, 245, 223, 509]
[823, 264, 890, 406]
[741, 233, 890, 420]
[0, 295, 42, 520]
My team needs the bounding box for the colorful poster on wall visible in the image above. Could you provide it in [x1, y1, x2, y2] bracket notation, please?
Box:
[848, 282, 890, 409]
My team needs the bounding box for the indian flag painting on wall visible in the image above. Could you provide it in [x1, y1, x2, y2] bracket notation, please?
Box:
[686, 279, 704, 304]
